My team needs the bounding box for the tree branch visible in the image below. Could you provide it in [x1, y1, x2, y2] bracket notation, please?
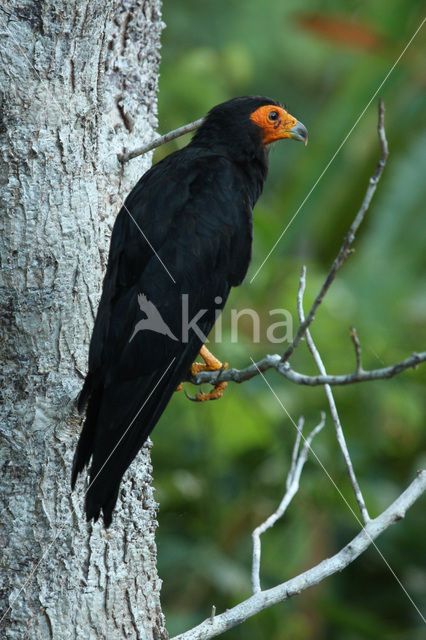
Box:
[297, 266, 370, 523]
[170, 470, 426, 640]
[251, 414, 325, 593]
[118, 118, 204, 162]
[186, 350, 426, 387]
[281, 98, 389, 364]
[350, 327, 363, 374]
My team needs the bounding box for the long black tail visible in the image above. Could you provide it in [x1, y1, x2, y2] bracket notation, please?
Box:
[86, 370, 176, 526]
[72, 338, 202, 526]
[71, 373, 101, 490]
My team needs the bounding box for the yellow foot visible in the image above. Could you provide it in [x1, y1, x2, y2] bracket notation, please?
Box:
[193, 381, 227, 402]
[186, 345, 228, 402]
[190, 345, 228, 376]
[175, 382, 183, 392]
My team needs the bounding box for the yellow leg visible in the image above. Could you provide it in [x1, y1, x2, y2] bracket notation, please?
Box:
[190, 345, 228, 376]
[175, 346, 228, 396]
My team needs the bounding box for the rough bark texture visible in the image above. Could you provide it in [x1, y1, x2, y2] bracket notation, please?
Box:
[0, 2, 166, 638]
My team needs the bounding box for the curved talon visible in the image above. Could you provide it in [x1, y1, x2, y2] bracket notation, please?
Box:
[183, 345, 230, 402]
[215, 363, 227, 382]
[184, 388, 201, 402]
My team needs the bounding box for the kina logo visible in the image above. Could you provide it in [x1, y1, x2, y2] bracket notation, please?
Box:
[129, 293, 178, 342]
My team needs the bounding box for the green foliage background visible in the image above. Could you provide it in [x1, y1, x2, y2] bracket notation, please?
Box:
[150, 1, 426, 637]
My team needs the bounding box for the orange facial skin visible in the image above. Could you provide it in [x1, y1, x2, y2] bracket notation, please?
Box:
[250, 105, 302, 145]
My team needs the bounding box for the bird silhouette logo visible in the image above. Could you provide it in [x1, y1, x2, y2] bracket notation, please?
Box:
[129, 293, 178, 342]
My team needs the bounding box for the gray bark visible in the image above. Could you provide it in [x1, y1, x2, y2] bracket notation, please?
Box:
[0, 2, 166, 639]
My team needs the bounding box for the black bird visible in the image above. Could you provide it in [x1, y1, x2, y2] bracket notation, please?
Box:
[72, 96, 308, 526]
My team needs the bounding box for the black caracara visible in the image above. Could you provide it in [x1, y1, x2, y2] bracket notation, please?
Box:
[72, 96, 307, 526]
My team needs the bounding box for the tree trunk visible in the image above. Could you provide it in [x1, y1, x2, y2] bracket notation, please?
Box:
[0, 2, 166, 638]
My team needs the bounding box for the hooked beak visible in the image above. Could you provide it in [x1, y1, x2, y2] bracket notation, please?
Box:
[290, 120, 308, 146]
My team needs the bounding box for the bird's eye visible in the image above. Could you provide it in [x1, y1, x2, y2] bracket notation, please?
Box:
[268, 111, 279, 122]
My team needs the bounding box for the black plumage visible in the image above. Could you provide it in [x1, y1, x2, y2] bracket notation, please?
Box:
[72, 96, 307, 526]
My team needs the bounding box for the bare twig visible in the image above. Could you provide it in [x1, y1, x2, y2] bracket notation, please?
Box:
[287, 417, 304, 489]
[186, 350, 426, 387]
[281, 98, 389, 364]
[251, 414, 325, 593]
[118, 118, 204, 162]
[297, 267, 370, 523]
[350, 327, 363, 374]
[171, 471, 426, 640]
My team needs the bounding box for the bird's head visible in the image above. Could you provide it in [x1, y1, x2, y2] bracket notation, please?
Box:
[192, 96, 307, 157]
[249, 104, 308, 146]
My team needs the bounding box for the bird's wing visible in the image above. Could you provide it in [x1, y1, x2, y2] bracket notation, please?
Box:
[73, 151, 254, 525]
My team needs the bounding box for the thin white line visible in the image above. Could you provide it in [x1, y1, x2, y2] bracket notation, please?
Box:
[0, 358, 176, 627]
[250, 17, 426, 283]
[122, 203, 176, 283]
[369, 346, 386, 366]
[250, 357, 426, 623]
[0, 15, 176, 284]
